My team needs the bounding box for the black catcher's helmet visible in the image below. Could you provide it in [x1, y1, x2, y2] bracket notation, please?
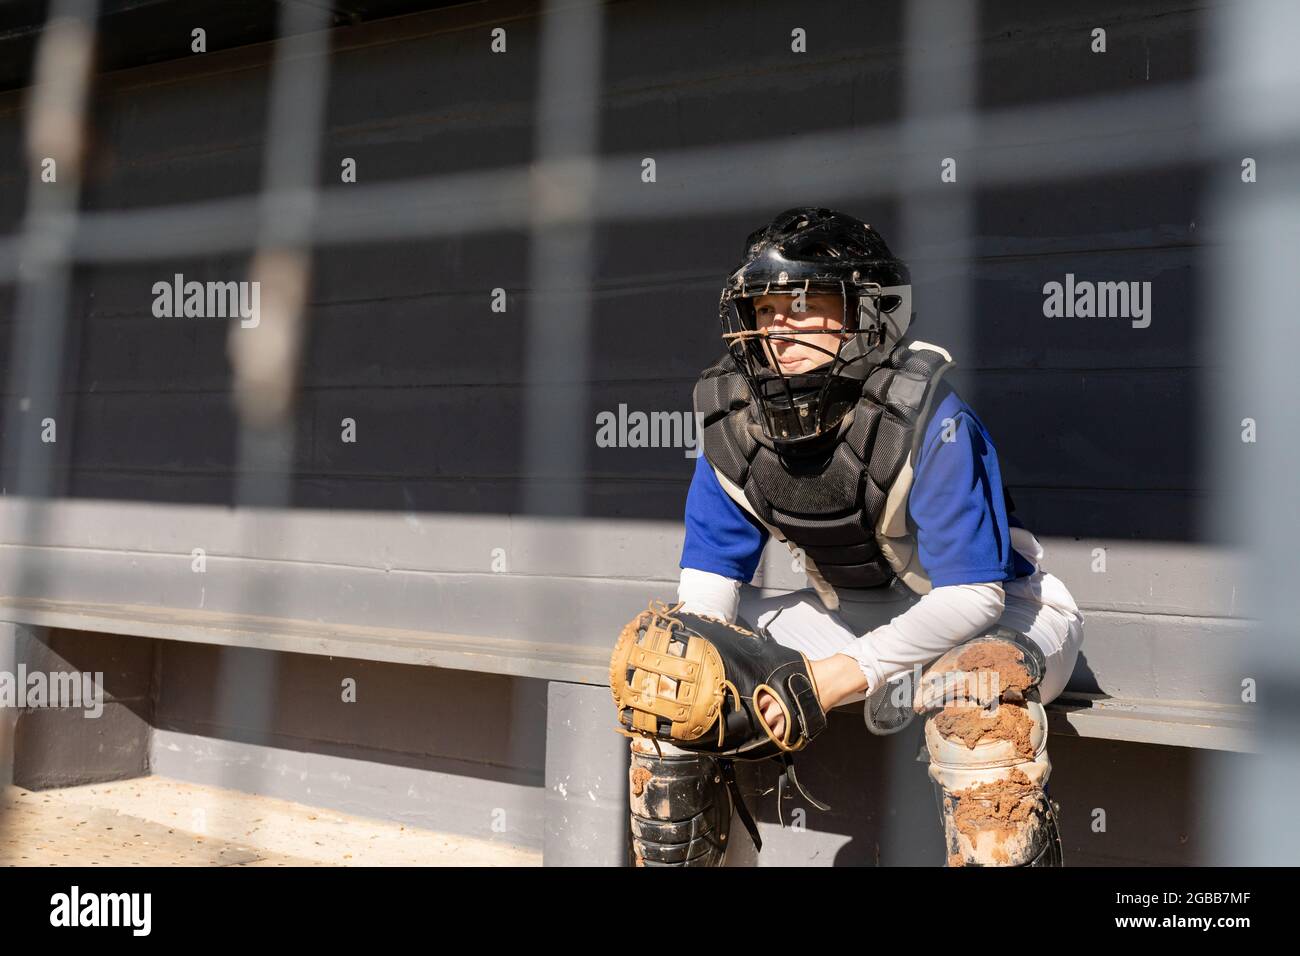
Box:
[718, 207, 914, 453]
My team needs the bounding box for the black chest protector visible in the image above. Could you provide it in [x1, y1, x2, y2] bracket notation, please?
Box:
[693, 341, 955, 591]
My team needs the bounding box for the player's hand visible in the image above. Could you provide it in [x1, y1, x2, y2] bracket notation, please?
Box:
[756, 689, 786, 739]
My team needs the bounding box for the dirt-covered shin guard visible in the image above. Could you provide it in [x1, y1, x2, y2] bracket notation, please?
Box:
[920, 627, 1064, 867]
[627, 737, 735, 867]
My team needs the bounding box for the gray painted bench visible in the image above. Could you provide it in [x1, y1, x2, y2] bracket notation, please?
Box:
[0, 595, 1255, 754]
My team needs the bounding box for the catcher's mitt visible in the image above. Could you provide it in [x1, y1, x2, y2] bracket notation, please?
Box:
[609, 600, 829, 761]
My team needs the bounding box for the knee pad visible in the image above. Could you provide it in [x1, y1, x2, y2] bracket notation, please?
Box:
[628, 738, 732, 867]
[922, 627, 1063, 867]
[919, 625, 1048, 709]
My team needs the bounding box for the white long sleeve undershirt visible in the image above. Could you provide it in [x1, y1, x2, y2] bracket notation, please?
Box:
[676, 566, 1006, 695]
[839, 581, 1006, 694]
[676, 567, 743, 622]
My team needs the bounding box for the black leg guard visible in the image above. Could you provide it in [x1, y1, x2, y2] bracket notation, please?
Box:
[628, 740, 732, 867]
[1026, 795, 1065, 867]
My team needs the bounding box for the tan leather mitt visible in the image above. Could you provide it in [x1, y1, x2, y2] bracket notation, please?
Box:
[608, 600, 829, 760]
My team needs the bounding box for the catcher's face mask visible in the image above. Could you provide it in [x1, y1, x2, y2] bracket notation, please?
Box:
[719, 276, 903, 450]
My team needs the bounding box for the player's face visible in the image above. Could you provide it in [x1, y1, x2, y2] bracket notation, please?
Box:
[752, 292, 849, 375]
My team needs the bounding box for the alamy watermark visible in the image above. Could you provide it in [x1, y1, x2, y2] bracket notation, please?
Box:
[885, 664, 1005, 713]
[0, 666, 104, 717]
[1042, 273, 1151, 328]
[152, 273, 260, 328]
[595, 405, 706, 458]
[50, 886, 151, 935]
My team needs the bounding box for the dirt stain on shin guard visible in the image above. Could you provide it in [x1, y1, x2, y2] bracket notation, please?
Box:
[956, 642, 1034, 702]
[631, 766, 652, 797]
[932, 700, 1035, 760]
[947, 769, 1043, 865]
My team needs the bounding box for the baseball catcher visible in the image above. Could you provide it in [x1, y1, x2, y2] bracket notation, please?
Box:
[609, 207, 1085, 867]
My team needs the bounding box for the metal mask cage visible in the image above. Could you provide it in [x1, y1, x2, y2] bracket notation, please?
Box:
[718, 277, 897, 445]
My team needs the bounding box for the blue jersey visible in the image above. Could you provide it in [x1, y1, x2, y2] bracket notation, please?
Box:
[680, 378, 1036, 587]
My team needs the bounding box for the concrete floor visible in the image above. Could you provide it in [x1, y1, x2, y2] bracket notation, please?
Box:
[0, 777, 541, 866]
